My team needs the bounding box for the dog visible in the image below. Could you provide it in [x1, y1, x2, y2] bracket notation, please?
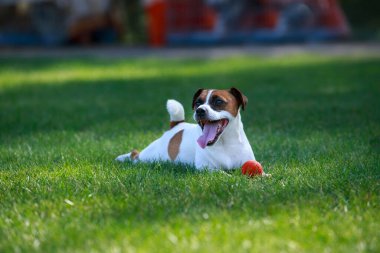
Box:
[116, 87, 256, 170]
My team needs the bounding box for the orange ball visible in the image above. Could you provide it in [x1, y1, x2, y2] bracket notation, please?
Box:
[242, 160, 263, 177]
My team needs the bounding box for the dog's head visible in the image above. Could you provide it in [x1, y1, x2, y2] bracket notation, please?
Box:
[192, 87, 248, 148]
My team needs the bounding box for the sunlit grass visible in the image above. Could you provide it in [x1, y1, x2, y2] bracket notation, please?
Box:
[0, 55, 369, 88]
[0, 54, 379, 253]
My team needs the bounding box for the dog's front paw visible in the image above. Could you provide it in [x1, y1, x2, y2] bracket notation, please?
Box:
[115, 153, 131, 162]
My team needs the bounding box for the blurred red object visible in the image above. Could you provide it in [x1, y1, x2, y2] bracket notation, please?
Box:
[143, 0, 350, 47]
[253, 9, 279, 29]
[318, 0, 350, 34]
[167, 0, 215, 32]
[144, 0, 216, 47]
[144, 0, 167, 47]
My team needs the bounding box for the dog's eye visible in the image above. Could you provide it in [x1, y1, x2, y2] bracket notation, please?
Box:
[195, 99, 203, 107]
[214, 98, 225, 106]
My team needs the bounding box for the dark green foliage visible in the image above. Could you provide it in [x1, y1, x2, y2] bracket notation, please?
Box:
[341, 0, 380, 29]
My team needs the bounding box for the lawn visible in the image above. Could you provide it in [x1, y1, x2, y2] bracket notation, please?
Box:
[0, 53, 379, 253]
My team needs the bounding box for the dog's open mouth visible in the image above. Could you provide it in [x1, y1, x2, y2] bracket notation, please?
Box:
[197, 119, 229, 149]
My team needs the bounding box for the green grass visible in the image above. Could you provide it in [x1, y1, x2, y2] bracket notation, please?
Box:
[0, 54, 379, 253]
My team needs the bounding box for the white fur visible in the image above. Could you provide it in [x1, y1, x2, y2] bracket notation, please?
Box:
[205, 90, 214, 105]
[116, 99, 255, 170]
[166, 99, 184, 121]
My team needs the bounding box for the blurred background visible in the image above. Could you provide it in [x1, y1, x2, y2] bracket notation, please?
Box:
[0, 0, 378, 47]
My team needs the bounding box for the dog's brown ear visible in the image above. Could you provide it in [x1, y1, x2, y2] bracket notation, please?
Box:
[192, 88, 205, 109]
[229, 87, 248, 111]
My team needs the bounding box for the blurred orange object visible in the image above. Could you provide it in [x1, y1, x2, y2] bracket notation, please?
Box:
[319, 0, 350, 35]
[201, 7, 217, 31]
[145, 0, 167, 47]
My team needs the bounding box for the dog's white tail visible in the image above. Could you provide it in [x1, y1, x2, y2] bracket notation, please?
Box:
[167, 99, 185, 122]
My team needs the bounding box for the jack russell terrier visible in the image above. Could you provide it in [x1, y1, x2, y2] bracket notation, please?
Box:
[116, 87, 256, 170]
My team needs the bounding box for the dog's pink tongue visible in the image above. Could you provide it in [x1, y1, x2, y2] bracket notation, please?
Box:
[197, 123, 218, 149]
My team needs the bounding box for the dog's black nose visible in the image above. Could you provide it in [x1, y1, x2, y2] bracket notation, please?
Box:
[196, 108, 206, 117]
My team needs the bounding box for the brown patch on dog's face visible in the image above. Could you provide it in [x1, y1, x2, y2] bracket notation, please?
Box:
[209, 90, 243, 117]
[192, 89, 208, 110]
[192, 87, 247, 116]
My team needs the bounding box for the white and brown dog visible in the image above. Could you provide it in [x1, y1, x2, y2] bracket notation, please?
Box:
[116, 87, 255, 170]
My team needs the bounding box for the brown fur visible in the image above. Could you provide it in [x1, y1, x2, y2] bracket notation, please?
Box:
[168, 130, 184, 161]
[131, 149, 140, 160]
[229, 87, 248, 110]
[169, 120, 185, 129]
[210, 90, 241, 116]
[192, 89, 208, 109]
[192, 88, 247, 116]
